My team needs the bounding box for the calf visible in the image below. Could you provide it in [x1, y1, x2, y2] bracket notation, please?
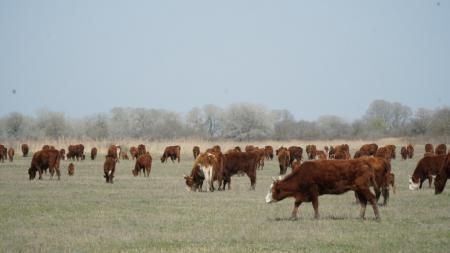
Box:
[68, 163, 75, 176]
[91, 147, 97, 160]
[21, 144, 29, 157]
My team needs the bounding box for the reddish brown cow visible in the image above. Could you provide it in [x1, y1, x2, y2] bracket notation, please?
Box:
[91, 147, 97, 160]
[306, 145, 317, 160]
[68, 163, 75, 176]
[385, 145, 396, 159]
[0, 144, 7, 163]
[353, 151, 362, 159]
[358, 156, 392, 206]
[425, 143, 434, 154]
[250, 148, 266, 170]
[8, 147, 14, 162]
[375, 147, 392, 161]
[186, 151, 223, 191]
[359, 143, 378, 157]
[137, 144, 146, 157]
[132, 152, 152, 177]
[245, 145, 256, 152]
[265, 159, 381, 220]
[21, 144, 29, 157]
[28, 149, 61, 180]
[129, 146, 138, 160]
[222, 151, 258, 190]
[435, 153, 450, 194]
[406, 144, 414, 159]
[277, 147, 290, 175]
[424, 152, 435, 157]
[334, 144, 350, 160]
[435, 144, 447, 156]
[409, 155, 446, 190]
[264, 145, 274, 160]
[400, 147, 408, 160]
[67, 144, 85, 161]
[107, 145, 119, 163]
[288, 146, 303, 165]
[193, 146, 200, 159]
[103, 156, 116, 183]
[161, 145, 181, 163]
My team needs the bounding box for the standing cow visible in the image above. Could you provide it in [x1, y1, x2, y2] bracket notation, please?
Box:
[21, 144, 29, 157]
[103, 156, 116, 184]
[132, 152, 152, 177]
[0, 144, 6, 162]
[161, 145, 181, 163]
[435, 153, 450, 194]
[8, 147, 14, 162]
[91, 147, 98, 160]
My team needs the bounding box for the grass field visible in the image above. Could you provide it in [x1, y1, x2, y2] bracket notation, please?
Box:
[0, 144, 449, 253]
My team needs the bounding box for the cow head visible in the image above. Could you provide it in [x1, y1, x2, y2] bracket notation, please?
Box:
[265, 176, 285, 203]
[132, 169, 139, 177]
[408, 176, 420, 191]
[161, 155, 166, 163]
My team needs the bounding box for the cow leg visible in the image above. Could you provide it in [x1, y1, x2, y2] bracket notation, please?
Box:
[382, 187, 389, 206]
[38, 168, 43, 180]
[291, 200, 302, 220]
[358, 189, 380, 220]
[311, 195, 320, 219]
[428, 174, 433, 188]
[355, 192, 367, 219]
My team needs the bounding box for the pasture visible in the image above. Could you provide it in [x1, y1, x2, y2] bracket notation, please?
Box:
[0, 143, 449, 252]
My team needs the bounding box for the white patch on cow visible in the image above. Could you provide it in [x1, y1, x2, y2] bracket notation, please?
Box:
[408, 178, 420, 191]
[200, 165, 213, 192]
[108, 170, 112, 176]
[265, 183, 275, 203]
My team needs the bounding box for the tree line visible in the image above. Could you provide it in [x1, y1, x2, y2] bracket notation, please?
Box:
[0, 100, 449, 141]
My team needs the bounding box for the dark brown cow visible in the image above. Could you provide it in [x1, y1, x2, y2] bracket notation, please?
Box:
[132, 152, 152, 177]
[68, 163, 75, 176]
[400, 146, 408, 160]
[103, 156, 116, 183]
[435, 153, 450, 194]
[59, 149, 66, 160]
[306, 145, 317, 160]
[406, 144, 414, 159]
[8, 147, 14, 162]
[161, 145, 181, 163]
[409, 154, 446, 190]
[137, 144, 146, 157]
[424, 152, 435, 157]
[67, 144, 85, 161]
[21, 144, 29, 157]
[264, 145, 274, 160]
[91, 147, 97, 160]
[233, 146, 241, 152]
[277, 147, 290, 175]
[129, 146, 138, 160]
[425, 143, 434, 154]
[0, 144, 7, 163]
[359, 143, 378, 157]
[186, 151, 223, 191]
[42, 145, 50, 150]
[435, 144, 447, 156]
[288, 146, 303, 165]
[28, 149, 61, 180]
[222, 151, 258, 190]
[193, 146, 200, 159]
[265, 159, 380, 220]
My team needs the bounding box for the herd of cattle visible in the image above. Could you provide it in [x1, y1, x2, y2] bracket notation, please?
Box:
[0, 142, 449, 220]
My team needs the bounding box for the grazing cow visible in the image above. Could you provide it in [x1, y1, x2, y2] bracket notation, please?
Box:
[288, 146, 303, 166]
[0, 144, 7, 162]
[187, 152, 223, 192]
[91, 147, 97, 160]
[68, 163, 75, 176]
[265, 159, 380, 220]
[400, 147, 408, 160]
[435, 153, 450, 194]
[306, 145, 317, 160]
[28, 149, 61, 180]
[385, 145, 396, 159]
[277, 147, 290, 175]
[107, 145, 119, 163]
[264, 145, 274, 160]
[409, 155, 446, 190]
[316, 150, 327, 160]
[359, 143, 378, 157]
[21, 144, 29, 157]
[406, 144, 414, 159]
[67, 144, 85, 161]
[59, 149, 66, 160]
[129, 146, 138, 160]
[132, 152, 152, 177]
[103, 156, 116, 183]
[425, 143, 434, 154]
[222, 151, 258, 190]
[193, 146, 200, 159]
[435, 144, 447, 156]
[8, 147, 14, 162]
[137, 144, 147, 157]
[161, 145, 181, 163]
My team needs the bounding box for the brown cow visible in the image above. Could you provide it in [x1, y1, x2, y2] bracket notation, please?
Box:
[0, 144, 6, 162]
[233, 146, 241, 152]
[137, 144, 146, 157]
[59, 149, 66, 160]
[67, 144, 85, 161]
[222, 151, 258, 190]
[264, 145, 274, 160]
[359, 143, 378, 157]
[132, 152, 152, 177]
[424, 152, 435, 157]
[129, 146, 138, 160]
[187, 152, 223, 191]
[306, 145, 317, 160]
[184, 164, 205, 192]
[435, 144, 447, 156]
[406, 144, 414, 159]
[21, 144, 29, 157]
[103, 156, 116, 183]
[161, 145, 181, 163]
[28, 149, 61, 180]
[435, 153, 450, 194]
[353, 150, 362, 159]
[425, 143, 434, 154]
[265, 159, 380, 220]
[250, 147, 265, 170]
[68, 163, 75, 176]
[334, 144, 350, 160]
[409, 155, 446, 190]
[193, 146, 200, 159]
[107, 145, 120, 163]
[316, 150, 327, 160]
[288, 146, 303, 165]
[328, 146, 335, 159]
[400, 146, 408, 160]
[385, 145, 396, 159]
[245, 145, 256, 152]
[375, 147, 392, 161]
[120, 150, 129, 160]
[8, 147, 14, 162]
[358, 156, 392, 206]
[91, 147, 97, 160]
[277, 147, 290, 175]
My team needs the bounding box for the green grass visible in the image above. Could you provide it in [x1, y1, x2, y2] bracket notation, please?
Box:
[0, 149, 449, 253]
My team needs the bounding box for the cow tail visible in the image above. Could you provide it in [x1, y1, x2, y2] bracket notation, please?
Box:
[371, 173, 379, 193]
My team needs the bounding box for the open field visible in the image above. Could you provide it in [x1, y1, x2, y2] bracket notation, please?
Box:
[0, 143, 449, 252]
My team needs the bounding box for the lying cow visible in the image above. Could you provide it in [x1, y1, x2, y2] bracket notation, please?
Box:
[266, 159, 380, 220]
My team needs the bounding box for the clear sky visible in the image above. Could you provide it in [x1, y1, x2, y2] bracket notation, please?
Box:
[0, 0, 449, 120]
